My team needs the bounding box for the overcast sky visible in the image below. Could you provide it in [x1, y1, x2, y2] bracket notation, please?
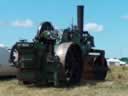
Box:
[0, 0, 127, 58]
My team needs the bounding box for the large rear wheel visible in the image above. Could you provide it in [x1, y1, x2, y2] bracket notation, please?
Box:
[56, 42, 83, 84]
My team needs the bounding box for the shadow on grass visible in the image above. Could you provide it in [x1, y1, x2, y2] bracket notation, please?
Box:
[0, 76, 16, 81]
[23, 80, 108, 89]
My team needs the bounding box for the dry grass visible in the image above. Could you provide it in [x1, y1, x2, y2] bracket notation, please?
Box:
[106, 66, 128, 80]
[0, 66, 128, 96]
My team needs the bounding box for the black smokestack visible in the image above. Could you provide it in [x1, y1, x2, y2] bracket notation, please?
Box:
[77, 5, 84, 32]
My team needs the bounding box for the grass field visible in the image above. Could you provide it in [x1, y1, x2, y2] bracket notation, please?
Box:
[0, 66, 128, 96]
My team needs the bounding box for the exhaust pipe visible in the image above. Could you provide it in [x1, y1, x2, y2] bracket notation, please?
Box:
[77, 5, 84, 32]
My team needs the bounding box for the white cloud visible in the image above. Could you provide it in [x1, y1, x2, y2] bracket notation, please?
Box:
[121, 15, 128, 20]
[11, 19, 33, 28]
[84, 23, 104, 32]
[0, 19, 34, 28]
[0, 44, 5, 48]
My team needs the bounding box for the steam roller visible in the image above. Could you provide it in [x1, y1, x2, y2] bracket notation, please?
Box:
[9, 5, 108, 86]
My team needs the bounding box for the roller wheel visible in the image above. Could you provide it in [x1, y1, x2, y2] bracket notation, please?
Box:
[94, 56, 108, 80]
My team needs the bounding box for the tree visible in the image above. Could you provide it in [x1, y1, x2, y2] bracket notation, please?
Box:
[120, 57, 128, 64]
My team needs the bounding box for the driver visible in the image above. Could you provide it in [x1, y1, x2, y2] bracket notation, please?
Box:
[34, 21, 58, 42]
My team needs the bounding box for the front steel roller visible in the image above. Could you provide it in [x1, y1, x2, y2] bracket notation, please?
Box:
[87, 49, 108, 81]
[93, 55, 108, 80]
[82, 50, 108, 81]
[55, 42, 83, 84]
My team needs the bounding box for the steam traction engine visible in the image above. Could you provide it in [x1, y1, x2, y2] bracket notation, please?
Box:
[10, 5, 108, 86]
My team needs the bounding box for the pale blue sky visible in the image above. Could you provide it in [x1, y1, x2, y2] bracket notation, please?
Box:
[0, 0, 128, 58]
